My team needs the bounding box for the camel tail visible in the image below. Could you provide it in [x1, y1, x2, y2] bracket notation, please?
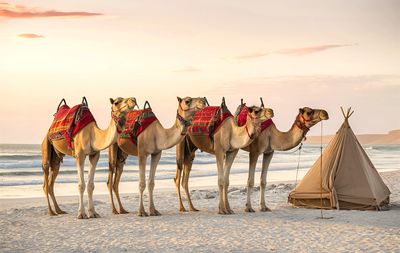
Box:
[41, 135, 53, 174]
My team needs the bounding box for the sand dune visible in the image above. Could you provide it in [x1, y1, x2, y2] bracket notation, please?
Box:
[305, 129, 400, 144]
[1, 170, 399, 252]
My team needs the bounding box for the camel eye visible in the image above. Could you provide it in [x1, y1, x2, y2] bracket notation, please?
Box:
[307, 111, 313, 116]
[185, 100, 191, 105]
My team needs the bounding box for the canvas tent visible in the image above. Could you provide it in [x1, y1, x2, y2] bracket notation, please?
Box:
[288, 108, 390, 210]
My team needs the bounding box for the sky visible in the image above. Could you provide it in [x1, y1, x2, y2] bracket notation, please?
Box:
[1, 0, 399, 144]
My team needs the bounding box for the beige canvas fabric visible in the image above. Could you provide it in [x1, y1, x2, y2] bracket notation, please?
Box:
[288, 109, 390, 210]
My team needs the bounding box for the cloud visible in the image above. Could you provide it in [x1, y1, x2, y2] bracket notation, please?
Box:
[172, 66, 200, 72]
[236, 44, 355, 60]
[0, 2, 102, 18]
[18, 33, 44, 38]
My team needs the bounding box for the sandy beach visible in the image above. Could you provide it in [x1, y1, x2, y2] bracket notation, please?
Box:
[1, 170, 399, 252]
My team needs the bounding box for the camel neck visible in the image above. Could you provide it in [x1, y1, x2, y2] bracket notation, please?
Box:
[157, 116, 187, 150]
[91, 118, 119, 151]
[269, 122, 305, 151]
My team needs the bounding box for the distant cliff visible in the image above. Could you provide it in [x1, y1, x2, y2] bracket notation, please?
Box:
[304, 129, 400, 144]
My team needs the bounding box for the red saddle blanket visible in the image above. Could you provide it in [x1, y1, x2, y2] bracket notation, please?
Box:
[120, 108, 158, 144]
[48, 104, 96, 149]
[234, 104, 273, 132]
[188, 106, 233, 138]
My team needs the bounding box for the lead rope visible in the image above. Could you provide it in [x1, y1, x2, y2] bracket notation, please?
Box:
[293, 142, 303, 207]
[319, 121, 324, 219]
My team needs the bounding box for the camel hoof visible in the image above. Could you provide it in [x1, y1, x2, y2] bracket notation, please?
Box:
[77, 213, 88, 219]
[218, 209, 228, 215]
[138, 210, 149, 217]
[179, 206, 187, 212]
[56, 210, 67, 215]
[189, 207, 199, 212]
[112, 209, 119, 215]
[245, 207, 255, 213]
[48, 210, 57, 216]
[150, 209, 161, 216]
[119, 209, 129, 214]
[227, 209, 235, 214]
[88, 211, 101, 218]
[260, 206, 272, 212]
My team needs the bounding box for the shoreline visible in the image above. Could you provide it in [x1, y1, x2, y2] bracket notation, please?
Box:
[1, 167, 398, 200]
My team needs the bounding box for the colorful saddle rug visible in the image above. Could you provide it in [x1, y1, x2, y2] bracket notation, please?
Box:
[234, 104, 273, 132]
[120, 108, 158, 144]
[188, 106, 233, 140]
[48, 104, 96, 149]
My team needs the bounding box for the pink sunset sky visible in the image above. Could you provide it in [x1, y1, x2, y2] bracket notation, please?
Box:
[1, 0, 399, 144]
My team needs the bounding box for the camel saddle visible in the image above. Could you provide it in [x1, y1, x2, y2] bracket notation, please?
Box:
[48, 100, 95, 149]
[120, 108, 158, 144]
[234, 103, 273, 132]
[188, 105, 233, 140]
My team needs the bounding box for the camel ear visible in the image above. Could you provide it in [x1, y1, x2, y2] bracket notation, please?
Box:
[110, 98, 115, 104]
[299, 108, 304, 114]
[177, 97, 182, 103]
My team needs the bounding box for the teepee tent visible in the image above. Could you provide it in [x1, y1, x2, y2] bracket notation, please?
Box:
[288, 108, 390, 210]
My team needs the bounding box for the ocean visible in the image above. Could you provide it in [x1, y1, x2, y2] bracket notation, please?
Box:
[0, 143, 399, 198]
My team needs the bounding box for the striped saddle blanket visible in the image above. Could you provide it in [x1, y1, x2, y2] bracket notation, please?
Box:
[48, 104, 95, 148]
[234, 104, 273, 132]
[120, 108, 158, 144]
[188, 106, 233, 139]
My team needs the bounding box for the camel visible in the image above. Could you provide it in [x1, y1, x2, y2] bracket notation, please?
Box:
[108, 96, 207, 216]
[242, 107, 329, 212]
[175, 100, 274, 214]
[41, 97, 136, 219]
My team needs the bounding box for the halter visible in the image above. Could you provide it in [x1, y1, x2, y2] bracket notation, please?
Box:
[176, 111, 191, 135]
[111, 102, 132, 134]
[294, 114, 311, 138]
[244, 107, 264, 139]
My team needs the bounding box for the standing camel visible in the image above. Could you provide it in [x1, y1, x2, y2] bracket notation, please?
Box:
[41, 97, 136, 219]
[242, 107, 329, 212]
[108, 96, 206, 216]
[175, 100, 274, 214]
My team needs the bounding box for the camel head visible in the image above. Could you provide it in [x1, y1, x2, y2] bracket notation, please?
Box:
[110, 97, 137, 132]
[247, 106, 274, 130]
[176, 96, 207, 121]
[296, 107, 329, 131]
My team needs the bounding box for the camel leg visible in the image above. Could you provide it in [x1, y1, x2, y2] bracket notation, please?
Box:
[182, 156, 199, 212]
[76, 153, 88, 219]
[174, 141, 186, 212]
[148, 152, 162, 216]
[223, 150, 239, 214]
[260, 151, 274, 212]
[137, 153, 148, 217]
[41, 137, 56, 216]
[107, 143, 119, 214]
[113, 151, 129, 214]
[174, 164, 185, 212]
[245, 151, 260, 213]
[215, 151, 228, 215]
[87, 152, 100, 218]
[48, 154, 66, 214]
